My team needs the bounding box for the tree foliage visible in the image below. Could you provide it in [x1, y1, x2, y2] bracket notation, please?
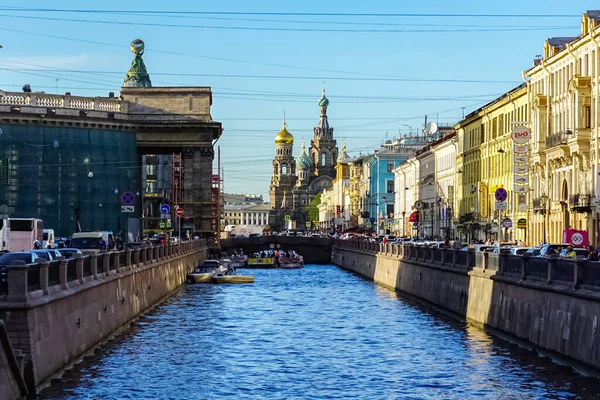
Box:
[306, 193, 321, 222]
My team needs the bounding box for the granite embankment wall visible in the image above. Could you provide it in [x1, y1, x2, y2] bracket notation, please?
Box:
[0, 240, 207, 392]
[332, 241, 600, 370]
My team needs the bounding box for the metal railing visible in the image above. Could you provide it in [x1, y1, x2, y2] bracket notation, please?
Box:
[333, 239, 600, 289]
[0, 240, 207, 300]
[569, 194, 592, 210]
[545, 132, 568, 148]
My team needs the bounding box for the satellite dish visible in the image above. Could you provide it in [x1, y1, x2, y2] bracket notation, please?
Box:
[426, 122, 438, 135]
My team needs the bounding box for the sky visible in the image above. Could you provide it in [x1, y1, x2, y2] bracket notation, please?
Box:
[0, 1, 597, 199]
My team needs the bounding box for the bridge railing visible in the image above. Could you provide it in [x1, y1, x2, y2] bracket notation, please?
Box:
[333, 239, 600, 289]
[0, 240, 207, 301]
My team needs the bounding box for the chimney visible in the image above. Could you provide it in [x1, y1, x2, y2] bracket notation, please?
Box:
[533, 55, 543, 67]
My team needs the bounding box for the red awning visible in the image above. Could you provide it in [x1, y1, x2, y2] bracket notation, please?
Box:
[408, 211, 419, 223]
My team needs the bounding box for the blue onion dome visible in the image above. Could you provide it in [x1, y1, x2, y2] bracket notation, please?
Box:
[297, 140, 311, 169]
[318, 85, 329, 107]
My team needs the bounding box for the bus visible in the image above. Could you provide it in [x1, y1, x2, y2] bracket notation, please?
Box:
[6, 218, 44, 252]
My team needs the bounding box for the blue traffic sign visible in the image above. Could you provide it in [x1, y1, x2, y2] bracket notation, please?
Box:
[495, 188, 508, 202]
[501, 218, 513, 228]
[121, 191, 135, 206]
[160, 203, 171, 214]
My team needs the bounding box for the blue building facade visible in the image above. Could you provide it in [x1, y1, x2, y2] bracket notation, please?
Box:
[367, 138, 430, 233]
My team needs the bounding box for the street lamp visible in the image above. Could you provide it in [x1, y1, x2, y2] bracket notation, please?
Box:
[540, 193, 549, 244]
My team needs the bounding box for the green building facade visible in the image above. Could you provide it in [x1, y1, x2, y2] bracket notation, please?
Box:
[0, 124, 140, 237]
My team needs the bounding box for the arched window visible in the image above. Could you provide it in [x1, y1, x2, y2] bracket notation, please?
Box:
[321, 153, 327, 166]
[282, 164, 288, 175]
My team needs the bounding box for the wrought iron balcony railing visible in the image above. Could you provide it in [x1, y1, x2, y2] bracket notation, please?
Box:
[545, 132, 568, 149]
[569, 194, 592, 211]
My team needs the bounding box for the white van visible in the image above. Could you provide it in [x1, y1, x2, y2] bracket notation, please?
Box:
[7, 218, 44, 252]
[43, 229, 55, 249]
[71, 231, 114, 254]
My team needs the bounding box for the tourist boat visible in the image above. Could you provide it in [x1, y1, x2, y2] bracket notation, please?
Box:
[247, 251, 276, 268]
[187, 259, 223, 283]
[230, 254, 248, 268]
[279, 255, 304, 269]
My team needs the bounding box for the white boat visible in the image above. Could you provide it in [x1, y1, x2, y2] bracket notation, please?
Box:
[230, 254, 248, 268]
[279, 255, 304, 269]
[187, 259, 224, 283]
[213, 273, 255, 284]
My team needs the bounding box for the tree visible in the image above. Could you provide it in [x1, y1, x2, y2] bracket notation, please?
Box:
[305, 193, 321, 223]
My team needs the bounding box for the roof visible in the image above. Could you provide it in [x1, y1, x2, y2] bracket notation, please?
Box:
[243, 204, 272, 212]
[547, 36, 578, 50]
[275, 125, 294, 145]
[588, 10, 600, 22]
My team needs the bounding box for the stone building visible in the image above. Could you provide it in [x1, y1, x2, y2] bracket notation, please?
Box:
[0, 39, 222, 243]
[269, 87, 339, 230]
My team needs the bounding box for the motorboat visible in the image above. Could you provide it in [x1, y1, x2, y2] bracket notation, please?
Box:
[230, 254, 248, 268]
[247, 250, 276, 268]
[187, 259, 224, 283]
[279, 255, 304, 269]
[212, 273, 255, 284]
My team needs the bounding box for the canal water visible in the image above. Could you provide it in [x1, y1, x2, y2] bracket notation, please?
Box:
[38, 264, 600, 399]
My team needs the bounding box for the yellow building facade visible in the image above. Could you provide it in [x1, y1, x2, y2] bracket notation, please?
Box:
[454, 85, 529, 243]
[526, 11, 600, 245]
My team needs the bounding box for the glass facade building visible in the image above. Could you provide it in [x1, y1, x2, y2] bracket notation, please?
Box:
[0, 124, 139, 237]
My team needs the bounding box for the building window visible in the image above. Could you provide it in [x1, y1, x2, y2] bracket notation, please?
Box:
[321, 153, 327, 166]
[387, 161, 394, 172]
[386, 204, 394, 217]
[282, 164, 288, 175]
[386, 180, 394, 193]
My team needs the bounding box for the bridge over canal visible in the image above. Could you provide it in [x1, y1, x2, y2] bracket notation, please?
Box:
[220, 236, 333, 264]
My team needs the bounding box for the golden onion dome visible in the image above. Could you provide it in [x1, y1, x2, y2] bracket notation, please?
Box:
[275, 124, 294, 145]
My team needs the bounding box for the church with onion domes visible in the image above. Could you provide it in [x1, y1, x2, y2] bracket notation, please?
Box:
[269, 86, 338, 230]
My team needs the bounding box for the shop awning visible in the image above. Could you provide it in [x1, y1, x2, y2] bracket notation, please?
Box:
[408, 211, 419, 223]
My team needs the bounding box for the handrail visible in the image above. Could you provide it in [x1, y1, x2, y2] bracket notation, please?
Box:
[0, 319, 28, 396]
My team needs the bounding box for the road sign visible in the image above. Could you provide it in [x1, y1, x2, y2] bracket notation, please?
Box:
[513, 175, 528, 185]
[305, 222, 311, 228]
[514, 185, 529, 194]
[366, 222, 372, 228]
[284, 214, 291, 222]
[514, 164, 528, 174]
[571, 232, 585, 246]
[176, 208, 184, 217]
[495, 202, 507, 210]
[159, 222, 165, 229]
[121, 205, 134, 213]
[511, 126, 531, 144]
[495, 188, 508, 202]
[501, 218, 513, 228]
[513, 144, 528, 154]
[166, 221, 172, 228]
[121, 191, 135, 206]
[513, 155, 529, 164]
[160, 203, 171, 214]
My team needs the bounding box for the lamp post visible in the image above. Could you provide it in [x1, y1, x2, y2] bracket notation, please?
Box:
[540, 193, 548, 244]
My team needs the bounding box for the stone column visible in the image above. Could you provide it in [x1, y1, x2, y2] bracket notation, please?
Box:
[7, 261, 28, 302]
[127, 250, 132, 269]
[547, 258, 556, 284]
[39, 259, 49, 295]
[113, 252, 120, 272]
[75, 254, 84, 284]
[102, 252, 110, 275]
[57, 256, 68, 290]
[90, 254, 98, 279]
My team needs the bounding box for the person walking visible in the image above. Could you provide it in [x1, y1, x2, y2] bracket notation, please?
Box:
[100, 236, 107, 251]
[33, 239, 42, 249]
[587, 245, 599, 261]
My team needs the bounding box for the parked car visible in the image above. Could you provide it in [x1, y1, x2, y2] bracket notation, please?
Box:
[31, 249, 62, 261]
[249, 233, 262, 238]
[538, 244, 571, 258]
[57, 248, 83, 259]
[525, 247, 542, 256]
[0, 252, 39, 268]
[558, 248, 588, 260]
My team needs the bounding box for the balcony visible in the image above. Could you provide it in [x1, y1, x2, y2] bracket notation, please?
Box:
[545, 132, 568, 149]
[569, 194, 592, 212]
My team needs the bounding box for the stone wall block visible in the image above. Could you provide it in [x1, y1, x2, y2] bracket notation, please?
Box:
[6, 262, 28, 302]
[75, 254, 84, 284]
[39, 260, 49, 295]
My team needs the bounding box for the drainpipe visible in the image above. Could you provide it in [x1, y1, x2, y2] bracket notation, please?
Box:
[541, 60, 552, 241]
[591, 29, 600, 244]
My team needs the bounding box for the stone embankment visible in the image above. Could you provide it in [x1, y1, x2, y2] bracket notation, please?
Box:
[333, 240, 600, 370]
[0, 240, 207, 396]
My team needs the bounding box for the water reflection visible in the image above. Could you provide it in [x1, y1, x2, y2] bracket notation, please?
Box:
[37, 265, 600, 400]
